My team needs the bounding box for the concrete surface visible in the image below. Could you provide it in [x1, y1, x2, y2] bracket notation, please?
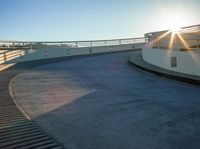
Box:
[11, 51, 200, 149]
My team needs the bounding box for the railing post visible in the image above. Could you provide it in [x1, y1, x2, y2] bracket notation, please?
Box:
[119, 40, 121, 45]
[31, 43, 32, 50]
[3, 53, 6, 62]
[91, 41, 93, 47]
[13, 42, 15, 50]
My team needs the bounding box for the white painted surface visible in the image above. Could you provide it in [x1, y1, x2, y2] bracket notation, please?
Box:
[142, 48, 200, 76]
[3, 43, 144, 64]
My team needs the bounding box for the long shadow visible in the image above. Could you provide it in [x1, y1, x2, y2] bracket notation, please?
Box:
[33, 88, 200, 149]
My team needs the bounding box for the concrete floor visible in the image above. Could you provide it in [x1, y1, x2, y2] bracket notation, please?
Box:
[11, 51, 200, 149]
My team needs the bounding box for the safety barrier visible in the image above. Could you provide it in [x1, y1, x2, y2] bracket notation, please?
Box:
[0, 37, 145, 50]
[0, 37, 145, 64]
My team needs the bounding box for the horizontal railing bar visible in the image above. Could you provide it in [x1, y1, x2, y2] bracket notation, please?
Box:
[181, 24, 200, 29]
[0, 37, 145, 44]
[145, 24, 200, 36]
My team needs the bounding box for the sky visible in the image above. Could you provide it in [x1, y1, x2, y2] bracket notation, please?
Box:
[0, 0, 200, 41]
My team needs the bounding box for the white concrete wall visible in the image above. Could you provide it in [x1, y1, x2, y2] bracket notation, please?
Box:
[142, 48, 200, 76]
[3, 43, 143, 64]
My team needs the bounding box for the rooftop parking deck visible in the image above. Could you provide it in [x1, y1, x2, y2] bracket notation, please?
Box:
[9, 50, 200, 149]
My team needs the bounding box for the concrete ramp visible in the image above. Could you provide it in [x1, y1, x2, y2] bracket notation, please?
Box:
[11, 51, 200, 149]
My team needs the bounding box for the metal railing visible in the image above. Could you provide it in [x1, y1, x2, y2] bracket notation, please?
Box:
[145, 24, 200, 50]
[145, 24, 200, 37]
[0, 37, 145, 50]
[179, 24, 200, 34]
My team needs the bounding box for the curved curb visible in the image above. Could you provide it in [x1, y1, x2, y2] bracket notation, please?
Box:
[0, 63, 65, 148]
[129, 54, 200, 86]
[9, 72, 31, 120]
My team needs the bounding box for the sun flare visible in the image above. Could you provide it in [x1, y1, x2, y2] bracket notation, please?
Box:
[160, 8, 188, 32]
[165, 15, 187, 32]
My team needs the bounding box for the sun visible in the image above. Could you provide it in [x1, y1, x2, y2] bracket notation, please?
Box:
[165, 16, 185, 32]
[165, 15, 186, 32]
[160, 8, 188, 32]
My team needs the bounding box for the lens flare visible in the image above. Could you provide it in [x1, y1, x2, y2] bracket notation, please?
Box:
[160, 7, 188, 32]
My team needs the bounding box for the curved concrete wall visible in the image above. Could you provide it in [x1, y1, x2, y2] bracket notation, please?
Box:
[142, 48, 200, 76]
[3, 43, 144, 64]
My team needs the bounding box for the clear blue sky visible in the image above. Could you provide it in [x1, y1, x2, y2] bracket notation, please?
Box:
[1, 0, 200, 41]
